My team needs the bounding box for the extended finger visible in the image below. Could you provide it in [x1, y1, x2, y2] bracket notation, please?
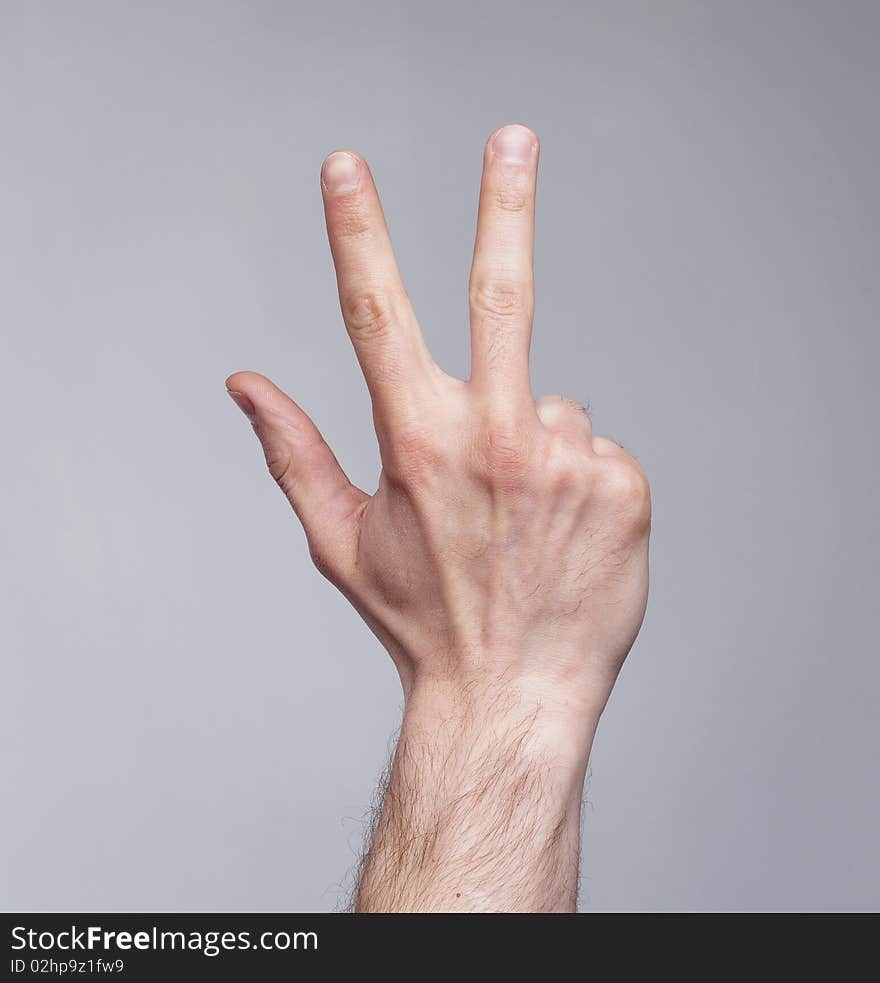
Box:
[469, 125, 539, 403]
[226, 370, 367, 582]
[321, 151, 435, 425]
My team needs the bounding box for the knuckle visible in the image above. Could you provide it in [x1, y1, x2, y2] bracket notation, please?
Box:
[591, 436, 624, 456]
[341, 288, 397, 338]
[479, 418, 533, 480]
[562, 396, 591, 421]
[537, 395, 592, 434]
[596, 458, 652, 532]
[492, 185, 531, 213]
[544, 440, 586, 492]
[469, 275, 531, 321]
[263, 446, 294, 490]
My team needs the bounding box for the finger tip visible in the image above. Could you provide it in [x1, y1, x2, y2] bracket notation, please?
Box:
[486, 123, 540, 163]
[226, 371, 280, 415]
[226, 386, 257, 421]
[321, 150, 364, 194]
[321, 148, 362, 165]
[225, 370, 260, 394]
[225, 372, 308, 429]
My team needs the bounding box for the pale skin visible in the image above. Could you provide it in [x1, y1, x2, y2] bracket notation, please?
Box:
[227, 124, 651, 912]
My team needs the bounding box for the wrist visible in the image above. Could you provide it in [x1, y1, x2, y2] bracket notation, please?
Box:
[356, 676, 589, 911]
[401, 672, 600, 794]
[356, 675, 592, 911]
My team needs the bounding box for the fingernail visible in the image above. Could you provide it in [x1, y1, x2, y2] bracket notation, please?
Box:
[491, 124, 537, 165]
[227, 389, 256, 422]
[321, 151, 360, 193]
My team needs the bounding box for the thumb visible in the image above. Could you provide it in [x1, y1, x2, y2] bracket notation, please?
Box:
[225, 370, 367, 582]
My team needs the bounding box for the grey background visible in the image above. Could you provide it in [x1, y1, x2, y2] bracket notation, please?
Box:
[2, 0, 878, 912]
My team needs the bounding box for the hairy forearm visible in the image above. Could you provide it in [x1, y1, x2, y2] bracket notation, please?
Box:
[353, 683, 597, 913]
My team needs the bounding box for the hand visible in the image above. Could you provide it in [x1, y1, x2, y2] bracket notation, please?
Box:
[227, 124, 651, 910]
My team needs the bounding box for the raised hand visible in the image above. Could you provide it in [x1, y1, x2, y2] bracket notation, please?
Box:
[227, 125, 651, 911]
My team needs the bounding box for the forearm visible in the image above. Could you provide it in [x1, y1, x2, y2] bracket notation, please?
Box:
[354, 681, 598, 913]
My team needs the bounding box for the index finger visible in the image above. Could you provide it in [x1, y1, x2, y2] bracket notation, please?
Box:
[321, 151, 435, 426]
